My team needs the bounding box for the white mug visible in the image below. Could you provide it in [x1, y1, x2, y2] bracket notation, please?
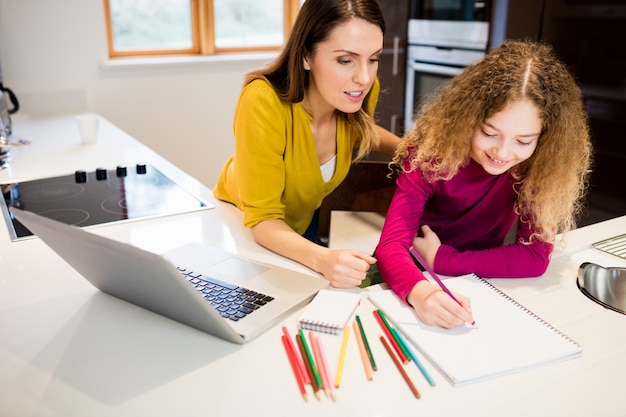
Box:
[76, 113, 99, 144]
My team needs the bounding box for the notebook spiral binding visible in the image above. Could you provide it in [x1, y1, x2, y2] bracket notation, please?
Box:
[300, 321, 341, 335]
[474, 275, 581, 348]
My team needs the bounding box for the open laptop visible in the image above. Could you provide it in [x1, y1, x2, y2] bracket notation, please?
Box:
[11, 208, 328, 344]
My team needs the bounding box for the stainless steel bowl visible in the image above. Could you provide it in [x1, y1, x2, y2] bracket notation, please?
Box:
[577, 262, 626, 315]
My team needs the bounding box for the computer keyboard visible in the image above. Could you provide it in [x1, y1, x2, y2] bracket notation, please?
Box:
[176, 267, 274, 321]
[592, 234, 626, 261]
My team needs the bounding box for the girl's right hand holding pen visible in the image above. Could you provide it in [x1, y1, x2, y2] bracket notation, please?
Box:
[407, 280, 474, 329]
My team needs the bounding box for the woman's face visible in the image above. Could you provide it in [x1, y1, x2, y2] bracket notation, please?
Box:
[470, 100, 542, 175]
[303, 18, 383, 115]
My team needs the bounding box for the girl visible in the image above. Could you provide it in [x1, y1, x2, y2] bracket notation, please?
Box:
[375, 40, 592, 328]
[214, 0, 401, 288]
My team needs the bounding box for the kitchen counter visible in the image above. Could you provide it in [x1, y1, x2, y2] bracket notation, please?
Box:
[1, 115, 626, 417]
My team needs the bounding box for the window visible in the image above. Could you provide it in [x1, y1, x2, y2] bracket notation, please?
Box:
[103, 0, 302, 58]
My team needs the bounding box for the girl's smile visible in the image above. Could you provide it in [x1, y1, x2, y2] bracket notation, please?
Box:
[470, 100, 542, 175]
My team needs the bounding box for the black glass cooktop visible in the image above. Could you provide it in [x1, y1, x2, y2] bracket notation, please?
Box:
[1, 164, 211, 241]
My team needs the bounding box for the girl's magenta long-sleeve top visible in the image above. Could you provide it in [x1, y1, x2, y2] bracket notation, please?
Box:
[375, 158, 553, 302]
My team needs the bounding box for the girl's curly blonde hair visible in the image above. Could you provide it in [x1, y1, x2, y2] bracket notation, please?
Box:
[394, 39, 592, 243]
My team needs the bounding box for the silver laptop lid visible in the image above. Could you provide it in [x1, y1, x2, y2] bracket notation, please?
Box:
[11, 208, 327, 343]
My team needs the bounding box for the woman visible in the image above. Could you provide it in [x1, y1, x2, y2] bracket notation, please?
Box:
[375, 40, 592, 328]
[214, 0, 401, 288]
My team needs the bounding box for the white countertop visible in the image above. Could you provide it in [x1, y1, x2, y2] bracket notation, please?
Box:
[1, 115, 626, 417]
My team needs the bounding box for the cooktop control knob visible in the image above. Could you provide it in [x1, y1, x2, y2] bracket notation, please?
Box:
[136, 163, 147, 174]
[74, 170, 87, 183]
[116, 165, 127, 177]
[95, 167, 108, 181]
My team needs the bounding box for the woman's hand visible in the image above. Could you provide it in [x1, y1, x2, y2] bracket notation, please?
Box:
[250, 219, 376, 288]
[406, 280, 473, 329]
[412, 225, 441, 269]
[318, 249, 377, 288]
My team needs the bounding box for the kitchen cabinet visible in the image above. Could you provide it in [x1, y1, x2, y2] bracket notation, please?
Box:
[490, 0, 626, 226]
[375, 0, 410, 138]
[541, 0, 626, 225]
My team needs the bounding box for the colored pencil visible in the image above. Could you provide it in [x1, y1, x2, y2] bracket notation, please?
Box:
[309, 332, 328, 398]
[282, 326, 310, 384]
[296, 332, 321, 399]
[312, 332, 336, 401]
[377, 308, 411, 362]
[353, 321, 373, 380]
[355, 315, 377, 371]
[380, 335, 421, 399]
[373, 310, 409, 364]
[334, 327, 350, 388]
[281, 335, 308, 401]
[391, 326, 435, 386]
[410, 246, 476, 325]
[298, 329, 323, 393]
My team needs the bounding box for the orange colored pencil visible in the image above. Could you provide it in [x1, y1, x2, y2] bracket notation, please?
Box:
[380, 335, 421, 399]
[353, 321, 373, 381]
[281, 335, 308, 401]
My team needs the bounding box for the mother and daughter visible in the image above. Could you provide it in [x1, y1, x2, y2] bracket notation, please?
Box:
[214, 0, 592, 329]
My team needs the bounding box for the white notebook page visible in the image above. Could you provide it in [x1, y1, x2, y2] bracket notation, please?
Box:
[368, 274, 582, 386]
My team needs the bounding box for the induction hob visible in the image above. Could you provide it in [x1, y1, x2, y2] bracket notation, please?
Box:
[1, 164, 212, 241]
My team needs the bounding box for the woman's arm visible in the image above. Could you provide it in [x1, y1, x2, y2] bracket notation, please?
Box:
[375, 125, 402, 157]
[251, 219, 376, 288]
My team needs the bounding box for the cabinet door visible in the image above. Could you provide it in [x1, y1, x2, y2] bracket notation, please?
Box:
[375, 0, 410, 138]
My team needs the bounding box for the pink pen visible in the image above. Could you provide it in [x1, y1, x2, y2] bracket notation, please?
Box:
[409, 246, 476, 326]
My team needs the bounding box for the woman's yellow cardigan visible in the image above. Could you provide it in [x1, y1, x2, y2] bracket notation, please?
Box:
[214, 78, 379, 235]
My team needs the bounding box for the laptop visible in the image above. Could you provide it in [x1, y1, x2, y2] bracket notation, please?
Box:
[11, 208, 328, 344]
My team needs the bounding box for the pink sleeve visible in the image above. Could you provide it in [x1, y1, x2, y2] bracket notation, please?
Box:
[375, 168, 430, 302]
[434, 219, 553, 278]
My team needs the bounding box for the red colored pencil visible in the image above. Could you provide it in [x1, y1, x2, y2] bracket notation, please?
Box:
[281, 335, 308, 401]
[373, 310, 409, 364]
[281, 326, 310, 384]
[380, 336, 421, 399]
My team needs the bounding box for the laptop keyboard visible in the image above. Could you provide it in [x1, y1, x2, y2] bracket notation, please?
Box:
[592, 234, 626, 260]
[176, 267, 275, 321]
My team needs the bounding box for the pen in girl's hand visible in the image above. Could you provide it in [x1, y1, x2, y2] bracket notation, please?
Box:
[409, 246, 476, 326]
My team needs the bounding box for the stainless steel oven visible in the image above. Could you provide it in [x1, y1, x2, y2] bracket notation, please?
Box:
[410, 0, 490, 22]
[404, 15, 489, 132]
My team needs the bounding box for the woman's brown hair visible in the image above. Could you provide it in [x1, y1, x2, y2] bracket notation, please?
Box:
[245, 0, 386, 160]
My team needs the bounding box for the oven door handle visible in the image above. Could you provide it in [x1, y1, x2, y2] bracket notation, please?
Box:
[410, 61, 464, 76]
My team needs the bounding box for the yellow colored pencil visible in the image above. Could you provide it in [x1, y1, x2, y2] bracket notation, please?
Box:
[335, 327, 350, 388]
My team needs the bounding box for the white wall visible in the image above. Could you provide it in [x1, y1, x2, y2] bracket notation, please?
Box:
[0, 0, 276, 187]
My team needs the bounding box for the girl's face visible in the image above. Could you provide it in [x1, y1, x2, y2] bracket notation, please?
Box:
[470, 100, 542, 176]
[303, 18, 383, 115]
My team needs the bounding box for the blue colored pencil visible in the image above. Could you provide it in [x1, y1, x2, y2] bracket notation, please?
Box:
[391, 326, 436, 386]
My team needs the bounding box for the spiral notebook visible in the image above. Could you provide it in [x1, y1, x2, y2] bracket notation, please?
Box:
[368, 274, 582, 386]
[299, 289, 361, 335]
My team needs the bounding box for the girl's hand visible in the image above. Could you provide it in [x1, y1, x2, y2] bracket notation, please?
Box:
[406, 280, 473, 328]
[319, 249, 377, 288]
[412, 225, 441, 269]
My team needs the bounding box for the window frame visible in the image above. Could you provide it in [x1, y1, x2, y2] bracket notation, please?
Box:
[103, 0, 301, 58]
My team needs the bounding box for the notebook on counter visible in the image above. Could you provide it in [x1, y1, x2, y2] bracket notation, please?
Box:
[368, 274, 582, 386]
[298, 289, 361, 335]
[11, 208, 328, 344]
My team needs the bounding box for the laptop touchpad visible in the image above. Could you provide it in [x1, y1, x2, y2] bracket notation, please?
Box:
[206, 257, 270, 282]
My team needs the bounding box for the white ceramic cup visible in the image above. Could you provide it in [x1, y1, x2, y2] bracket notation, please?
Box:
[76, 113, 99, 144]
